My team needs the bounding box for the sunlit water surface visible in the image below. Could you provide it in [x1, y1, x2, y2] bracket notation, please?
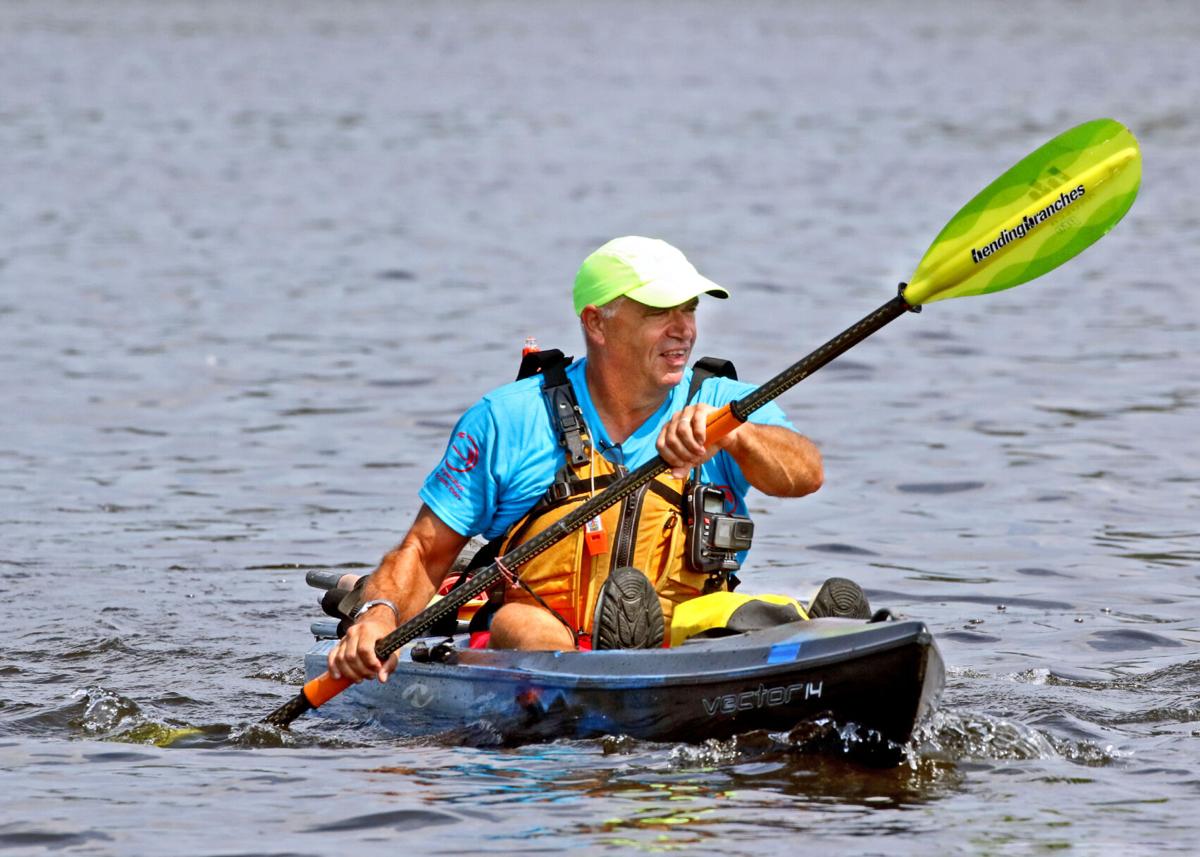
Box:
[2, 1, 1198, 854]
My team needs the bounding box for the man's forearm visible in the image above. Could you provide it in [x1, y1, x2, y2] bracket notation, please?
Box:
[329, 506, 470, 681]
[361, 544, 439, 625]
[721, 424, 824, 497]
[360, 505, 471, 624]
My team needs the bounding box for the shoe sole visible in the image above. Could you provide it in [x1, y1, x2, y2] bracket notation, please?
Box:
[593, 568, 665, 650]
[808, 577, 872, 620]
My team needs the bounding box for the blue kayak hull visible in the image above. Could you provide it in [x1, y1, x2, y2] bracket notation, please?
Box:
[303, 618, 944, 748]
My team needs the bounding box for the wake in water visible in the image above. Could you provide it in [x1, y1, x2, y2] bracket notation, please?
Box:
[50, 681, 1131, 770]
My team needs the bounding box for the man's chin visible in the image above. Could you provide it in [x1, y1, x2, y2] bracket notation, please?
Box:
[660, 368, 687, 388]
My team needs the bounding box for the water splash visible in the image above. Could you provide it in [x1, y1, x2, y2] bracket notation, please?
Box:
[70, 687, 142, 736]
[655, 719, 910, 769]
[67, 688, 218, 748]
[914, 709, 1123, 767]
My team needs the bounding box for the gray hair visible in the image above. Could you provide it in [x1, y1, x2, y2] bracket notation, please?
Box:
[580, 296, 626, 344]
[595, 296, 626, 320]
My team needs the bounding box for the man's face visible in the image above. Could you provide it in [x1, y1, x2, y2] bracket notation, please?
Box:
[600, 296, 699, 395]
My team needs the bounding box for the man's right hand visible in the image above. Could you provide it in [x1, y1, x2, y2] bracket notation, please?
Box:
[327, 613, 398, 683]
[323, 504, 470, 683]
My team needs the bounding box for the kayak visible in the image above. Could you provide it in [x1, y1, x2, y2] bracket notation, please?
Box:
[302, 612, 944, 751]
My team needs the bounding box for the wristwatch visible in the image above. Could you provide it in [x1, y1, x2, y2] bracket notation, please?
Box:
[355, 599, 400, 622]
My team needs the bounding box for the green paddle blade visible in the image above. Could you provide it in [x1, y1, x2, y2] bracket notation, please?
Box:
[904, 118, 1141, 306]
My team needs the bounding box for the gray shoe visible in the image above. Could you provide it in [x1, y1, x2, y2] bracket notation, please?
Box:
[592, 567, 665, 650]
[807, 577, 872, 620]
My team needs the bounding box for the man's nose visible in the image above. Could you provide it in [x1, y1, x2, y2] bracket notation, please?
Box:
[665, 308, 695, 338]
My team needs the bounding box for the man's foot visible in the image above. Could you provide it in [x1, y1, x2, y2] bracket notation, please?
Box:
[807, 577, 872, 620]
[592, 567, 665, 650]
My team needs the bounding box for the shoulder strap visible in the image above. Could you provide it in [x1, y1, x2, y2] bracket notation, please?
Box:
[686, 356, 737, 403]
[685, 356, 738, 485]
[516, 348, 568, 381]
[538, 353, 590, 467]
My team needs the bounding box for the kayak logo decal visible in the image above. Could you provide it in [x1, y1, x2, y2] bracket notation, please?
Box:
[445, 432, 480, 473]
[702, 680, 823, 716]
[401, 683, 434, 709]
[970, 184, 1085, 264]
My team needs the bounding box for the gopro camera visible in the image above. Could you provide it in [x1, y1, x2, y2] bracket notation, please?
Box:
[685, 482, 754, 576]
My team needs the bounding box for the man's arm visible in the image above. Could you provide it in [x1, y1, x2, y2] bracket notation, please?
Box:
[656, 404, 823, 497]
[713, 422, 823, 497]
[327, 504, 470, 683]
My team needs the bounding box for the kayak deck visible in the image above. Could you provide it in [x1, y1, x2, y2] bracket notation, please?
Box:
[303, 617, 944, 749]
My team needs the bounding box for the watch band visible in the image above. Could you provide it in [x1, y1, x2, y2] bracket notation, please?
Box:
[355, 599, 400, 622]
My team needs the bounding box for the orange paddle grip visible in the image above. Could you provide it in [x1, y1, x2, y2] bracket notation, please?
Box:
[302, 671, 354, 708]
[704, 404, 744, 445]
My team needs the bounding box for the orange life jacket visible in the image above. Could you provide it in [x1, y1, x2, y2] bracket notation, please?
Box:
[494, 352, 736, 640]
[497, 451, 717, 638]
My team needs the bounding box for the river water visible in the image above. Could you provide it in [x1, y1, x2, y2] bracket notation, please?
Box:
[2, 1, 1198, 854]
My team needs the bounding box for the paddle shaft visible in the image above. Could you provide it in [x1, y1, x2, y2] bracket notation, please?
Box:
[262, 291, 916, 728]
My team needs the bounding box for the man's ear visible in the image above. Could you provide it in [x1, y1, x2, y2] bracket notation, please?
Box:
[579, 305, 605, 345]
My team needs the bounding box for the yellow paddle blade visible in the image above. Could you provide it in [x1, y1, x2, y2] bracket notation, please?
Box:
[905, 118, 1141, 306]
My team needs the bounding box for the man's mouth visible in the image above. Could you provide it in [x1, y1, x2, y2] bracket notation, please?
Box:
[662, 348, 691, 367]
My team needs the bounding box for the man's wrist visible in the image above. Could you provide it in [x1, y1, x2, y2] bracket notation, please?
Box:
[355, 599, 400, 623]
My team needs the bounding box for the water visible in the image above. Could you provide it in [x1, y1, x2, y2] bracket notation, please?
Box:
[2, 0, 1198, 853]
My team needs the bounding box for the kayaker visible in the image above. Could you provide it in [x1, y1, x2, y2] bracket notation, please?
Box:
[328, 236, 849, 684]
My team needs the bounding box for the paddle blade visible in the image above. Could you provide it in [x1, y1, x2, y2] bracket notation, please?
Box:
[904, 118, 1141, 306]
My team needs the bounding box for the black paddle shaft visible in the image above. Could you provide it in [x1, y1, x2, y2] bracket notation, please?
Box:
[372, 291, 917, 663]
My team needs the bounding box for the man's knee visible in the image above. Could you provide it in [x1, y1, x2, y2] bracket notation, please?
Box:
[488, 603, 575, 651]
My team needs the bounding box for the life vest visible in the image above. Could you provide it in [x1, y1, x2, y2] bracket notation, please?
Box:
[496, 351, 738, 641]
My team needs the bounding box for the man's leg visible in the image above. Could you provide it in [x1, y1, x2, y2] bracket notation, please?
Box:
[488, 602, 575, 650]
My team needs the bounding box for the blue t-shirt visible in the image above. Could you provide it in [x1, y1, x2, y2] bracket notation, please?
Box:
[419, 357, 795, 540]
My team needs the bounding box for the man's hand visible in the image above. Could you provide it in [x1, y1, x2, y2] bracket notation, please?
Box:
[328, 611, 399, 683]
[656, 403, 735, 478]
[657, 404, 824, 496]
[323, 504, 470, 684]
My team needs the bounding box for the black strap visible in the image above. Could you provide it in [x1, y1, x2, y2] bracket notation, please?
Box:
[686, 356, 737, 403]
[685, 356, 738, 484]
[647, 480, 683, 508]
[538, 471, 622, 510]
[516, 348, 569, 382]
[541, 357, 590, 467]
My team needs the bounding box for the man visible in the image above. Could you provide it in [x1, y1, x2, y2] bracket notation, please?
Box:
[329, 236, 826, 684]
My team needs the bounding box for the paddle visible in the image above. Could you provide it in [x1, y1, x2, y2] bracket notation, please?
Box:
[263, 117, 1140, 729]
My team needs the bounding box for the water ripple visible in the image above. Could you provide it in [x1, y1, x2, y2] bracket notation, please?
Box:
[306, 808, 461, 834]
[1087, 628, 1186, 652]
[896, 481, 986, 494]
[2, 0, 1197, 852]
